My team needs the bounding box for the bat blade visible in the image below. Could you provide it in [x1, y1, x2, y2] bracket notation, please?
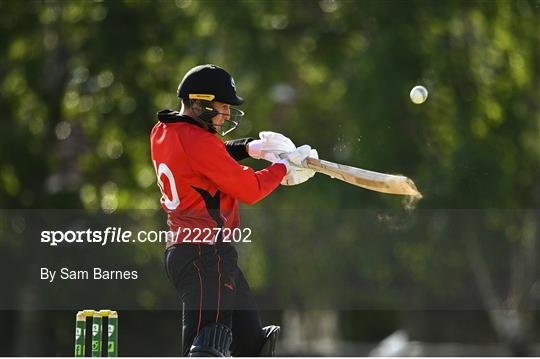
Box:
[304, 157, 421, 196]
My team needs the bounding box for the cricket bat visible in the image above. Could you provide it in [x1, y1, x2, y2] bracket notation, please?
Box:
[303, 157, 421, 196]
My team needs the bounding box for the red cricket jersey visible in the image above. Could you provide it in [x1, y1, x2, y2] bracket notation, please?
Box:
[150, 110, 286, 245]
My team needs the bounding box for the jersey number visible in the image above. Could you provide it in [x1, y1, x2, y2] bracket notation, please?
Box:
[153, 161, 180, 210]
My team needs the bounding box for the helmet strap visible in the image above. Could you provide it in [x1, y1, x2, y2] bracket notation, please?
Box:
[188, 100, 218, 133]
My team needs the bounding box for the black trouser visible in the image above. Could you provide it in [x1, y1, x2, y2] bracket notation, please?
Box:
[165, 243, 265, 356]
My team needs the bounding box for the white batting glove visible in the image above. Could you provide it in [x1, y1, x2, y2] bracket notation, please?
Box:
[279, 145, 318, 186]
[247, 131, 296, 163]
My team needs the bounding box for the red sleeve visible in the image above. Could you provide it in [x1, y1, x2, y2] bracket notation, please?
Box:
[186, 134, 287, 205]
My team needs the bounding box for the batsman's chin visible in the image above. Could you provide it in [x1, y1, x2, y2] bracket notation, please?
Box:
[93, 268, 139, 280]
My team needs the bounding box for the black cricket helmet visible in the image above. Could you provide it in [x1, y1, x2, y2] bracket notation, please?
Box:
[177, 64, 244, 136]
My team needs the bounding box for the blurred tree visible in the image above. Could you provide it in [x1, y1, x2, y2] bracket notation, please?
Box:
[0, 0, 538, 355]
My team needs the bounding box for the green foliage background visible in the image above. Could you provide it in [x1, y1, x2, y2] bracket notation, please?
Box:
[0, 0, 538, 355]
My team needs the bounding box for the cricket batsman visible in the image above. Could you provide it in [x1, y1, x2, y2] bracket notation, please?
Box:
[150, 64, 317, 356]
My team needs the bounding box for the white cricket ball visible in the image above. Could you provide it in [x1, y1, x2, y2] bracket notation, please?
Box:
[410, 85, 428, 104]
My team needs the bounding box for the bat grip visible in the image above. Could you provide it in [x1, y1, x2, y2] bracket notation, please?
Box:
[278, 152, 315, 169]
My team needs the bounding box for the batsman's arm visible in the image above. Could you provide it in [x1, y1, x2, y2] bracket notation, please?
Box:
[224, 138, 254, 161]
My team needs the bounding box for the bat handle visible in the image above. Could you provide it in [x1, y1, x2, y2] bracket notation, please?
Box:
[278, 152, 318, 170]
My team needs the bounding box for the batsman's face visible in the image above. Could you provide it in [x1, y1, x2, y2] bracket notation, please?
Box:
[211, 101, 231, 129]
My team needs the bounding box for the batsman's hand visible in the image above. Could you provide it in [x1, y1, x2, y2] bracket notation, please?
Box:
[247, 131, 296, 163]
[278, 145, 318, 186]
